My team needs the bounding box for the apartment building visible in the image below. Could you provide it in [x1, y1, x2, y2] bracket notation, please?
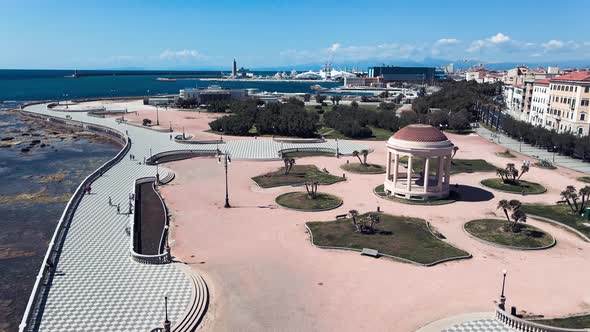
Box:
[503, 84, 526, 121]
[529, 79, 550, 127]
[546, 71, 590, 135]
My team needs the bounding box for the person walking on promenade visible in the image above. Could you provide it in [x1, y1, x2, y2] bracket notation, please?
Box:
[169, 134, 172, 140]
[87, 185, 92, 194]
[108, 197, 112, 206]
[116, 204, 120, 214]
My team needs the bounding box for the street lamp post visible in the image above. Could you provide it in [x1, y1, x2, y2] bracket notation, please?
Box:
[499, 269, 507, 310]
[553, 145, 557, 162]
[182, 126, 185, 140]
[169, 121, 172, 132]
[156, 106, 160, 126]
[335, 138, 339, 158]
[519, 136, 523, 152]
[163, 295, 171, 332]
[218, 151, 231, 208]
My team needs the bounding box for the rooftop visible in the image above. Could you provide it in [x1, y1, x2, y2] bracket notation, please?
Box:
[550, 71, 590, 82]
[392, 124, 449, 143]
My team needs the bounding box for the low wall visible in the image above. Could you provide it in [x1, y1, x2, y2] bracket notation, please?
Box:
[129, 177, 170, 265]
[495, 306, 589, 332]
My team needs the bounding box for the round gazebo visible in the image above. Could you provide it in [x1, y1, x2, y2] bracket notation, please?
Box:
[384, 124, 455, 200]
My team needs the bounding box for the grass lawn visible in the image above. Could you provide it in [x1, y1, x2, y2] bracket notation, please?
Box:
[400, 157, 496, 175]
[341, 162, 386, 174]
[306, 212, 469, 265]
[276, 192, 342, 211]
[479, 122, 498, 133]
[521, 204, 590, 238]
[481, 178, 546, 194]
[578, 176, 590, 183]
[533, 314, 590, 329]
[318, 126, 393, 141]
[374, 184, 457, 205]
[283, 150, 335, 158]
[252, 165, 344, 188]
[464, 219, 554, 248]
[496, 150, 516, 158]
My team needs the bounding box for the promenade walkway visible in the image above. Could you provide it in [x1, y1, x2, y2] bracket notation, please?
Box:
[21, 102, 369, 331]
[476, 126, 590, 174]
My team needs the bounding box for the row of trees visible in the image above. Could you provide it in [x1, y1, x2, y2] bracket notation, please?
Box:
[322, 104, 408, 138]
[500, 116, 590, 161]
[208, 98, 319, 137]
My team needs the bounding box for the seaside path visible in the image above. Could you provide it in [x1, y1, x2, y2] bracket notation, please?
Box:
[22, 101, 369, 331]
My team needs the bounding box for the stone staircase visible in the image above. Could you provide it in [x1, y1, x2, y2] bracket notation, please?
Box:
[173, 265, 209, 332]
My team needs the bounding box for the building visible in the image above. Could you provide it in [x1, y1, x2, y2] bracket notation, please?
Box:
[546, 71, 590, 135]
[343, 76, 384, 88]
[179, 86, 248, 104]
[368, 66, 437, 84]
[503, 84, 526, 121]
[529, 79, 550, 127]
[383, 125, 455, 201]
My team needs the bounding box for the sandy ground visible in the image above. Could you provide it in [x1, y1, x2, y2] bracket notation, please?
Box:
[124, 103, 590, 331]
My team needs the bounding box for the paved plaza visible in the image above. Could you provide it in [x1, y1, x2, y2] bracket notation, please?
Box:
[21, 102, 371, 331]
[443, 319, 512, 332]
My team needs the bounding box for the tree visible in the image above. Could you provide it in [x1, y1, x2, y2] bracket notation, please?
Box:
[448, 109, 471, 131]
[451, 146, 459, 159]
[304, 179, 319, 199]
[333, 95, 342, 105]
[351, 100, 359, 108]
[560, 185, 590, 214]
[349, 210, 380, 234]
[496, 162, 529, 183]
[314, 94, 327, 104]
[360, 149, 369, 165]
[352, 150, 363, 164]
[283, 157, 296, 175]
[349, 210, 361, 232]
[142, 118, 152, 126]
[303, 94, 311, 102]
[394, 93, 404, 104]
[496, 199, 526, 232]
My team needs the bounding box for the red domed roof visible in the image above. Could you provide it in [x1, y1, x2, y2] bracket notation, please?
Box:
[392, 124, 448, 142]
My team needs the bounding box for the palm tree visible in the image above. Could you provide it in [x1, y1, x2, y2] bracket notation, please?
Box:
[497, 199, 511, 223]
[452, 146, 459, 159]
[496, 168, 508, 182]
[510, 206, 527, 232]
[517, 164, 529, 181]
[283, 157, 296, 175]
[352, 150, 363, 164]
[360, 149, 369, 165]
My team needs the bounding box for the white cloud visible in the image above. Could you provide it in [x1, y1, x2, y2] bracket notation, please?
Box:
[435, 38, 460, 46]
[542, 40, 563, 50]
[490, 33, 510, 44]
[327, 43, 341, 52]
[159, 49, 205, 59]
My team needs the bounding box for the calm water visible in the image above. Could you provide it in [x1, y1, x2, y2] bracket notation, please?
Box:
[0, 104, 120, 331]
[0, 69, 343, 101]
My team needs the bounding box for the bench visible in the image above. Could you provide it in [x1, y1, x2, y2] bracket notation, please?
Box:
[361, 248, 379, 257]
[335, 214, 348, 219]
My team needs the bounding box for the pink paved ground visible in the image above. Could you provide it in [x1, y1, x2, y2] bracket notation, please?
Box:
[155, 113, 590, 331]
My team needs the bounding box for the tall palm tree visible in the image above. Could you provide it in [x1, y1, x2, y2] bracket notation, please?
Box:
[360, 149, 369, 165]
[497, 199, 511, 223]
[517, 164, 529, 181]
[352, 150, 363, 164]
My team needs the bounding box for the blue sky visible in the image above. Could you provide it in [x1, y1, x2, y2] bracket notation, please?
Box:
[2, 0, 589, 69]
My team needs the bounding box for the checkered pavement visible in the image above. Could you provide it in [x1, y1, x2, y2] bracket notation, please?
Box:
[443, 319, 513, 332]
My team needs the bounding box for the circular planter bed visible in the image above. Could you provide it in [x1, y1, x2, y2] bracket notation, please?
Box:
[464, 219, 555, 249]
[341, 163, 385, 174]
[480, 178, 546, 194]
[275, 192, 343, 211]
[373, 184, 457, 205]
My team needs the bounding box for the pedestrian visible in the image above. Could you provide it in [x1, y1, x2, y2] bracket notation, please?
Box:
[169, 134, 172, 140]
[116, 204, 120, 214]
[129, 154, 132, 160]
[108, 197, 112, 206]
[87, 185, 92, 194]
[126, 130, 128, 135]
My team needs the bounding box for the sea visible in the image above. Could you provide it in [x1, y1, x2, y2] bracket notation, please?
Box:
[0, 69, 346, 101]
[0, 69, 347, 331]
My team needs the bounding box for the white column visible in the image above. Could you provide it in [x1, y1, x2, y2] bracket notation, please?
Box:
[424, 157, 430, 193]
[444, 155, 452, 186]
[406, 155, 412, 192]
[385, 151, 391, 180]
[392, 153, 399, 185]
[436, 156, 444, 191]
